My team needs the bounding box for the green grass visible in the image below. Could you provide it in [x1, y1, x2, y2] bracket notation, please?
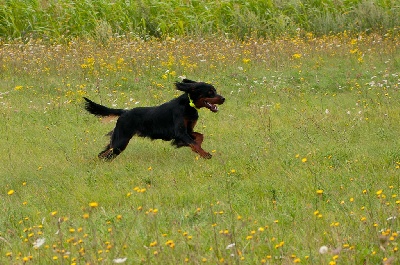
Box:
[0, 0, 399, 40]
[1, 33, 399, 264]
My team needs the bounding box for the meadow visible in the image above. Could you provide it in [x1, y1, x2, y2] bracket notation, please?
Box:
[0, 1, 400, 263]
[0, 30, 399, 264]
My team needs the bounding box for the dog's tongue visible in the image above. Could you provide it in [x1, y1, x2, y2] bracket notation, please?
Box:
[205, 101, 218, 112]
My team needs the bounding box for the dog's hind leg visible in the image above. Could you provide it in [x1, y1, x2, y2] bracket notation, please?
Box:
[98, 127, 131, 161]
[98, 138, 130, 160]
[98, 144, 116, 160]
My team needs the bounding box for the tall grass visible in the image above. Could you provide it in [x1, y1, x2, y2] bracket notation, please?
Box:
[0, 0, 399, 40]
[0, 33, 399, 263]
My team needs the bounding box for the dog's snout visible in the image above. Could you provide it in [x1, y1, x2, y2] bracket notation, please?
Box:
[220, 96, 225, 103]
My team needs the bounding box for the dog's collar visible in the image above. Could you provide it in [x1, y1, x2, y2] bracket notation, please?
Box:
[188, 94, 199, 110]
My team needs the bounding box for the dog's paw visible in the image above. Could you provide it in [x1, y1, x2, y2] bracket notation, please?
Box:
[202, 152, 212, 159]
[98, 149, 116, 161]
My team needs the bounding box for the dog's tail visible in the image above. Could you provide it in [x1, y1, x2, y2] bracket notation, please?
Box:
[83, 97, 126, 117]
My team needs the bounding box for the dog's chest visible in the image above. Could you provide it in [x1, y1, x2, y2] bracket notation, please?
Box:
[183, 112, 198, 131]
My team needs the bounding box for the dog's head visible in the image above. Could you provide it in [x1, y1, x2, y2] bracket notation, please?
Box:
[175, 79, 225, 112]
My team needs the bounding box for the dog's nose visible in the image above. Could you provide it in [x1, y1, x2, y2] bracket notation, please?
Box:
[220, 96, 225, 102]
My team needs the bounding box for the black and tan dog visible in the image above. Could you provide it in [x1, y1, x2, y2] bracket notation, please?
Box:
[84, 79, 225, 160]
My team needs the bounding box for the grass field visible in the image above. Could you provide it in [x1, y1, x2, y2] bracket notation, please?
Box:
[0, 32, 399, 264]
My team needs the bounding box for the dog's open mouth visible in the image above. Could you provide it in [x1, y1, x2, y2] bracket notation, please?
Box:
[204, 101, 218, 112]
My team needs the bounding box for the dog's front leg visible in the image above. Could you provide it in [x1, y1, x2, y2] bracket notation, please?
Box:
[190, 143, 212, 159]
[182, 134, 211, 159]
[190, 132, 211, 159]
[175, 124, 211, 159]
[190, 132, 212, 158]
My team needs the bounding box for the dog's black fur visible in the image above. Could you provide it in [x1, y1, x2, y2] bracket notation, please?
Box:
[83, 79, 225, 160]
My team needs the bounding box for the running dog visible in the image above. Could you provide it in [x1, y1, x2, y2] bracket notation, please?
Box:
[83, 79, 225, 160]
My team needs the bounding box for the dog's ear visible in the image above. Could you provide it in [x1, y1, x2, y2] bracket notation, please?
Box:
[175, 81, 195, 92]
[182, 79, 197, 84]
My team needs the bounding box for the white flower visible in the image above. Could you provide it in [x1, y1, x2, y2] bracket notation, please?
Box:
[113, 257, 127, 264]
[33, 238, 45, 248]
[319, 245, 329, 254]
[226, 243, 235, 249]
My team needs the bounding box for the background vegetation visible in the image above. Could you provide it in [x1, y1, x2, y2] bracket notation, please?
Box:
[0, 0, 399, 264]
[0, 0, 399, 40]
